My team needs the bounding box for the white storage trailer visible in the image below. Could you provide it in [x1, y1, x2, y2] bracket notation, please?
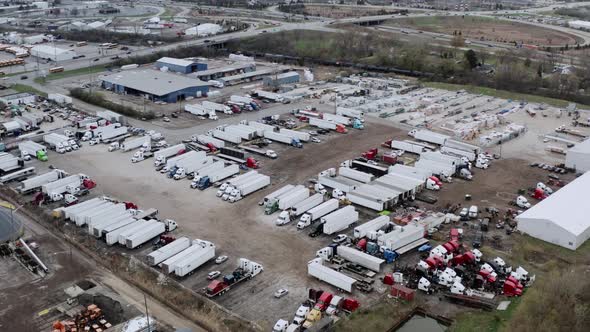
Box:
[309, 117, 337, 130]
[321, 206, 358, 235]
[441, 146, 476, 161]
[278, 187, 309, 210]
[225, 126, 256, 140]
[126, 222, 166, 249]
[377, 224, 424, 251]
[337, 245, 384, 272]
[227, 170, 258, 186]
[354, 215, 390, 239]
[63, 198, 103, 220]
[18, 169, 67, 194]
[75, 202, 118, 226]
[68, 200, 111, 224]
[154, 144, 186, 163]
[303, 199, 339, 222]
[185, 103, 209, 116]
[196, 134, 225, 148]
[444, 139, 480, 154]
[279, 129, 310, 142]
[261, 184, 295, 206]
[174, 240, 215, 277]
[347, 190, 385, 211]
[85, 204, 127, 229]
[213, 129, 242, 144]
[318, 175, 361, 193]
[233, 175, 271, 196]
[336, 107, 364, 119]
[322, 113, 351, 126]
[390, 140, 428, 155]
[409, 129, 449, 146]
[89, 212, 133, 236]
[291, 193, 323, 216]
[97, 217, 136, 238]
[202, 101, 231, 114]
[338, 167, 374, 183]
[121, 136, 150, 152]
[18, 141, 46, 155]
[387, 164, 432, 181]
[161, 242, 208, 274]
[208, 164, 240, 183]
[117, 220, 159, 245]
[414, 159, 455, 178]
[166, 151, 204, 168]
[105, 221, 142, 245]
[100, 126, 128, 141]
[147, 237, 191, 266]
[308, 258, 355, 293]
[421, 151, 461, 167]
[194, 161, 224, 178]
[248, 121, 275, 133]
[264, 131, 293, 145]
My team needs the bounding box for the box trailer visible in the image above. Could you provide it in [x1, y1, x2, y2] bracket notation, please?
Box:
[308, 258, 355, 293]
[441, 146, 476, 161]
[279, 128, 310, 142]
[261, 184, 295, 206]
[231, 175, 271, 200]
[337, 245, 385, 272]
[302, 199, 339, 222]
[0, 157, 24, 174]
[213, 129, 242, 144]
[194, 161, 224, 178]
[388, 164, 431, 181]
[225, 126, 256, 140]
[264, 131, 294, 145]
[126, 222, 166, 249]
[309, 117, 337, 130]
[254, 89, 284, 102]
[207, 164, 240, 183]
[154, 144, 185, 160]
[69, 201, 112, 225]
[421, 151, 460, 167]
[97, 217, 136, 238]
[100, 126, 128, 141]
[230, 95, 255, 104]
[147, 237, 191, 266]
[338, 167, 374, 183]
[117, 219, 159, 246]
[323, 113, 351, 126]
[195, 134, 225, 148]
[408, 129, 449, 146]
[121, 136, 150, 152]
[185, 103, 209, 116]
[202, 101, 231, 114]
[322, 206, 359, 235]
[247, 121, 275, 133]
[353, 215, 390, 239]
[75, 202, 117, 226]
[105, 221, 143, 246]
[90, 212, 133, 237]
[236, 124, 262, 137]
[63, 198, 103, 220]
[348, 191, 385, 211]
[414, 159, 455, 178]
[166, 150, 205, 169]
[85, 204, 127, 229]
[444, 139, 481, 154]
[336, 107, 364, 119]
[318, 175, 361, 193]
[278, 187, 309, 210]
[18, 140, 47, 155]
[377, 224, 424, 251]
[390, 140, 428, 155]
[161, 242, 208, 274]
[174, 240, 215, 277]
[351, 160, 388, 177]
[291, 193, 323, 216]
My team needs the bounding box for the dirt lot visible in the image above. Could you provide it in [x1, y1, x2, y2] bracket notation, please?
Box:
[387, 16, 582, 46]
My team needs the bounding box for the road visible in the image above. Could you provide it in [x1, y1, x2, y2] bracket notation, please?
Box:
[0, 206, 22, 242]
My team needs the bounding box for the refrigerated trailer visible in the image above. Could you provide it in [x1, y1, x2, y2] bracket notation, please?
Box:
[76, 202, 120, 226]
[277, 186, 309, 210]
[174, 240, 215, 277]
[90, 213, 133, 237]
[154, 144, 186, 164]
[213, 129, 242, 144]
[97, 217, 136, 238]
[390, 140, 428, 155]
[105, 221, 142, 246]
[85, 204, 127, 229]
[117, 219, 159, 246]
[63, 198, 103, 220]
[264, 131, 294, 145]
[206, 164, 240, 183]
[291, 193, 323, 216]
[309, 117, 337, 130]
[337, 245, 384, 272]
[195, 134, 225, 148]
[338, 167, 374, 183]
[279, 128, 310, 142]
[322, 113, 351, 126]
[408, 129, 449, 146]
[308, 258, 355, 293]
[247, 121, 275, 133]
[147, 237, 191, 266]
[321, 206, 359, 235]
[126, 222, 166, 249]
[121, 136, 150, 152]
[353, 215, 390, 239]
[318, 175, 361, 193]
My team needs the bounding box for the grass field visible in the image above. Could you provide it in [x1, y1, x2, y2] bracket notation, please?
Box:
[34, 65, 109, 83]
[422, 81, 590, 109]
[10, 84, 48, 97]
[387, 16, 581, 46]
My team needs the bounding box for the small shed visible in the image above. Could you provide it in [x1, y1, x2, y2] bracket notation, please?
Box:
[391, 284, 415, 301]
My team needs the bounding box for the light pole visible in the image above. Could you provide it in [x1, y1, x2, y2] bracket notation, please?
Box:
[10, 204, 23, 241]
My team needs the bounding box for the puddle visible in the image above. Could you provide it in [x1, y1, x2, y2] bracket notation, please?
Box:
[395, 312, 448, 332]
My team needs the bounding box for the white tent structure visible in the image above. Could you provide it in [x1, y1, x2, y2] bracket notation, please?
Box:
[185, 23, 222, 36]
[565, 138, 590, 173]
[516, 172, 590, 250]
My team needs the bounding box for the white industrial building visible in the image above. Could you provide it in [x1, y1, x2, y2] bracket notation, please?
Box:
[565, 138, 590, 172]
[30, 45, 77, 61]
[568, 20, 590, 30]
[516, 172, 590, 250]
[185, 23, 223, 36]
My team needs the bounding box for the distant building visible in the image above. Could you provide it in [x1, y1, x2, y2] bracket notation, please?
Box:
[569, 20, 590, 30]
[193, 62, 256, 81]
[155, 57, 207, 74]
[101, 70, 210, 103]
[263, 71, 300, 87]
[566, 138, 590, 173]
[30, 45, 77, 61]
[0, 93, 36, 105]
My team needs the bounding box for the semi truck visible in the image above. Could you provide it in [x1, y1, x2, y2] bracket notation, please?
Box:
[307, 258, 355, 293]
[126, 222, 166, 249]
[195, 134, 225, 148]
[202, 101, 232, 114]
[290, 193, 323, 216]
[297, 199, 339, 229]
[264, 131, 303, 148]
[193, 164, 240, 190]
[213, 129, 242, 145]
[264, 185, 305, 214]
[18, 141, 47, 161]
[321, 206, 359, 235]
[336, 107, 364, 119]
[154, 144, 186, 166]
[185, 103, 209, 116]
[121, 136, 151, 152]
[173, 156, 214, 179]
[147, 237, 191, 266]
[337, 245, 385, 272]
[17, 169, 66, 194]
[204, 258, 263, 297]
[173, 239, 215, 277]
[353, 215, 390, 239]
[322, 113, 351, 126]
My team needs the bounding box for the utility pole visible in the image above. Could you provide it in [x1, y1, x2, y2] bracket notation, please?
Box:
[143, 293, 151, 332]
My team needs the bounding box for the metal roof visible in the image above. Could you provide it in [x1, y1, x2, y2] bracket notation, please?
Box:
[157, 57, 197, 68]
[517, 172, 590, 236]
[219, 69, 274, 82]
[194, 63, 256, 77]
[568, 138, 590, 154]
[101, 70, 208, 96]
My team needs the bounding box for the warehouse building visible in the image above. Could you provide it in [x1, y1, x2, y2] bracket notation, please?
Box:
[565, 138, 590, 173]
[263, 71, 300, 87]
[30, 45, 77, 61]
[155, 57, 207, 74]
[193, 62, 256, 81]
[0, 93, 36, 105]
[220, 69, 277, 86]
[101, 70, 209, 103]
[516, 172, 590, 250]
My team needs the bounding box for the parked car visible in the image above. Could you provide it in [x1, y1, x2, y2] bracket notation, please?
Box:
[311, 137, 321, 143]
[207, 271, 221, 280]
[274, 288, 289, 298]
[332, 234, 348, 243]
[459, 208, 469, 220]
[163, 117, 170, 122]
[215, 255, 228, 264]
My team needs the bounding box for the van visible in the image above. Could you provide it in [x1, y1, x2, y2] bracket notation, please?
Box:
[468, 205, 478, 219]
[473, 231, 483, 248]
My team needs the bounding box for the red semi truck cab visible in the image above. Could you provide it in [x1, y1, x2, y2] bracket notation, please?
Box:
[314, 292, 333, 311]
[206, 280, 227, 296]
